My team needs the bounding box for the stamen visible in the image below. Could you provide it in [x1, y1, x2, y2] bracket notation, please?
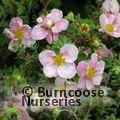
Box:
[105, 24, 114, 33]
[52, 54, 65, 66]
[14, 29, 23, 41]
[86, 68, 95, 79]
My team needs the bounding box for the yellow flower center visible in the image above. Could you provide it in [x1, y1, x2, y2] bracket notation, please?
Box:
[86, 68, 95, 79]
[80, 23, 89, 34]
[105, 24, 114, 33]
[14, 29, 23, 41]
[52, 54, 65, 66]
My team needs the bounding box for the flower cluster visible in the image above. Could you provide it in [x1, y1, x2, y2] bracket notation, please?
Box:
[1, 0, 120, 119]
[4, 9, 69, 52]
[100, 0, 120, 37]
[32, 9, 69, 44]
[39, 46, 105, 90]
[3, 8, 106, 90]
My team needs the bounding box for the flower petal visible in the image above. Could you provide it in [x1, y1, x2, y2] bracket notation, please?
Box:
[43, 64, 58, 78]
[10, 17, 23, 26]
[102, 0, 110, 13]
[8, 39, 19, 52]
[52, 19, 69, 33]
[31, 25, 48, 40]
[77, 77, 86, 89]
[107, 13, 116, 24]
[53, 33, 59, 41]
[10, 17, 23, 30]
[60, 44, 78, 63]
[99, 13, 109, 28]
[36, 17, 43, 23]
[58, 63, 76, 79]
[90, 53, 98, 68]
[115, 13, 120, 25]
[112, 24, 120, 37]
[38, 50, 55, 66]
[22, 25, 31, 39]
[22, 38, 36, 48]
[91, 53, 98, 63]
[48, 9, 63, 22]
[3, 28, 15, 39]
[66, 81, 78, 91]
[110, 0, 119, 14]
[27, 38, 36, 47]
[92, 75, 103, 85]
[102, 0, 119, 14]
[46, 32, 59, 43]
[22, 25, 36, 47]
[86, 80, 94, 90]
[96, 60, 105, 75]
[97, 45, 111, 58]
[77, 61, 88, 77]
[55, 76, 66, 86]
[46, 30, 53, 44]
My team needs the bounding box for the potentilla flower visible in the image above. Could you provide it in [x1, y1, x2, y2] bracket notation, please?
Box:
[77, 53, 105, 90]
[4, 17, 36, 52]
[96, 45, 111, 58]
[39, 44, 78, 79]
[102, 0, 119, 15]
[99, 13, 120, 37]
[32, 9, 69, 44]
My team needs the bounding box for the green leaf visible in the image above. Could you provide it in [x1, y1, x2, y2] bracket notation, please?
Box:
[65, 12, 74, 21]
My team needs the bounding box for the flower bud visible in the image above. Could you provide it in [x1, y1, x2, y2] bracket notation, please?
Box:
[92, 39, 101, 47]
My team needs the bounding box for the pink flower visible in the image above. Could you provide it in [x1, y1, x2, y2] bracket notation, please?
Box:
[55, 76, 67, 86]
[39, 44, 78, 79]
[13, 94, 32, 120]
[77, 53, 105, 90]
[102, 0, 119, 15]
[115, 13, 120, 24]
[4, 17, 36, 52]
[32, 9, 69, 44]
[99, 13, 120, 37]
[96, 45, 111, 58]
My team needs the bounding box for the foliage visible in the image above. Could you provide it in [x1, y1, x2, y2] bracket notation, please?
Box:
[0, 0, 120, 120]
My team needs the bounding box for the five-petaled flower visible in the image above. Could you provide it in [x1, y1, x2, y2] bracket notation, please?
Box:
[100, 0, 120, 37]
[39, 44, 78, 79]
[4, 17, 36, 52]
[32, 9, 69, 44]
[77, 53, 105, 90]
[3, 8, 107, 90]
[96, 45, 111, 58]
[99, 13, 120, 37]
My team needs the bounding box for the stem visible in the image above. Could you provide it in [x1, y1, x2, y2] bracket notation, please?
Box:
[40, 0, 51, 13]
[44, 0, 51, 10]
[110, 44, 119, 50]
